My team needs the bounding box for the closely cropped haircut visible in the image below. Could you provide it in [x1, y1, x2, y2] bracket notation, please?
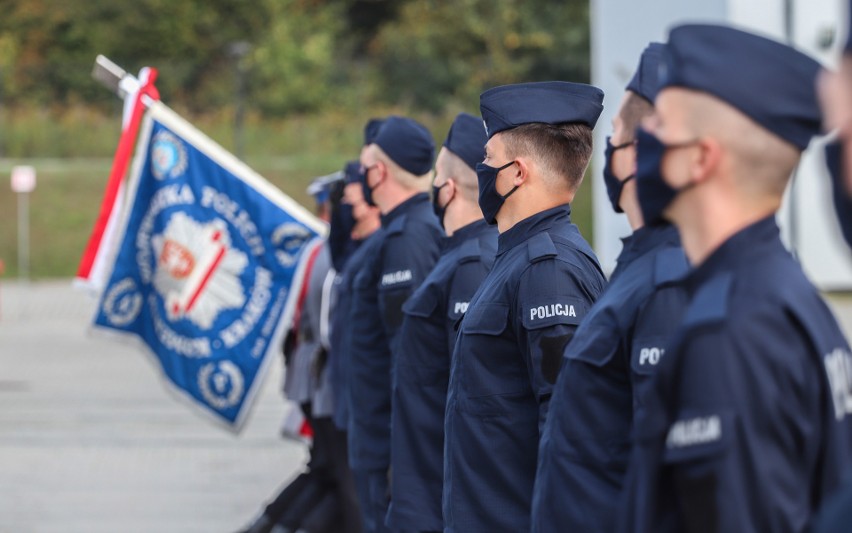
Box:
[501, 122, 593, 192]
[439, 149, 479, 202]
[371, 144, 432, 192]
[619, 93, 655, 140]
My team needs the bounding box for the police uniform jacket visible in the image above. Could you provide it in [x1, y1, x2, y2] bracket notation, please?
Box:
[387, 219, 498, 532]
[329, 234, 378, 431]
[619, 216, 852, 533]
[348, 192, 443, 471]
[532, 223, 688, 533]
[443, 204, 606, 532]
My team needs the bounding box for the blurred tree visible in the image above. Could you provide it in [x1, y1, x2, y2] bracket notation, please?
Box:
[0, 0, 590, 115]
[0, 0, 271, 110]
[364, 0, 589, 111]
[249, 0, 346, 115]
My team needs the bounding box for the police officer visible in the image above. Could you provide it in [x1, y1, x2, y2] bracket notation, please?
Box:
[349, 116, 443, 533]
[620, 24, 852, 532]
[532, 43, 689, 533]
[331, 118, 384, 435]
[386, 112, 496, 533]
[818, 6, 852, 249]
[443, 82, 607, 532]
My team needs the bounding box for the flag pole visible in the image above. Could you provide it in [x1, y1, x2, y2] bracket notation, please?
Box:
[75, 58, 160, 289]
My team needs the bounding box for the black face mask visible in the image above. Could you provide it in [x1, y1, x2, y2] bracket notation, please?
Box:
[635, 129, 698, 225]
[432, 181, 454, 228]
[476, 160, 518, 225]
[602, 136, 635, 213]
[359, 165, 378, 207]
[824, 140, 852, 248]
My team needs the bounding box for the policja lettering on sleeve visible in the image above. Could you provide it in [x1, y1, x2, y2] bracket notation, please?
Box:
[528, 302, 578, 321]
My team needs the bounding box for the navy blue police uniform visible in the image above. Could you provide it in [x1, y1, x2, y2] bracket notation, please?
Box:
[387, 112, 494, 533]
[444, 205, 606, 532]
[620, 25, 852, 532]
[347, 116, 443, 533]
[622, 218, 852, 532]
[533, 223, 688, 533]
[443, 78, 607, 533]
[531, 42, 691, 533]
[388, 219, 497, 532]
[330, 162, 368, 432]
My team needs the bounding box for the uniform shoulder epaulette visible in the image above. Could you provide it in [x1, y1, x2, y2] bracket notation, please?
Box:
[385, 213, 407, 236]
[527, 232, 557, 263]
[682, 272, 732, 329]
[457, 237, 482, 264]
[653, 246, 690, 287]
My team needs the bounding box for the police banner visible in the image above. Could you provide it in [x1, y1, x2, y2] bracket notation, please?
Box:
[92, 101, 326, 430]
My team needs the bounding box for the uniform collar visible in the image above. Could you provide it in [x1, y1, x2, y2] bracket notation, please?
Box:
[444, 218, 489, 252]
[497, 204, 571, 256]
[684, 215, 782, 295]
[616, 223, 680, 267]
[381, 192, 431, 227]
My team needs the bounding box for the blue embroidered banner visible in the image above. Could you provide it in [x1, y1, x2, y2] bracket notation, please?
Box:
[93, 103, 324, 430]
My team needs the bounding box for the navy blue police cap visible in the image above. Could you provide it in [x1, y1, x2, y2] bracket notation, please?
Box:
[626, 42, 668, 103]
[443, 112, 488, 171]
[663, 24, 822, 150]
[479, 81, 604, 140]
[343, 160, 361, 184]
[363, 118, 385, 146]
[307, 172, 343, 204]
[372, 115, 436, 176]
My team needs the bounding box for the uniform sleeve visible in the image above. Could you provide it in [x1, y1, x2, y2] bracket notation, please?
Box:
[377, 224, 441, 348]
[516, 259, 599, 430]
[629, 283, 690, 414]
[663, 305, 823, 532]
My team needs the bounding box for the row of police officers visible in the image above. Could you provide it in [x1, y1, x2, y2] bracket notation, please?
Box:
[246, 19, 852, 533]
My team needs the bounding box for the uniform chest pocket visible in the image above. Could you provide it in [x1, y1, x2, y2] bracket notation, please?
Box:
[460, 303, 528, 401]
[402, 286, 438, 318]
[564, 323, 620, 368]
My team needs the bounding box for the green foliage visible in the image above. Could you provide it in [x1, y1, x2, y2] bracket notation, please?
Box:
[0, 0, 589, 115]
[367, 0, 589, 111]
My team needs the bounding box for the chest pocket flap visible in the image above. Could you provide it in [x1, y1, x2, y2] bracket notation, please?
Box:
[462, 302, 509, 336]
[565, 323, 621, 368]
[402, 285, 439, 318]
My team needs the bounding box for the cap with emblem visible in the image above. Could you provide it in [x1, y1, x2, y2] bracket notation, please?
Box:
[479, 81, 604, 140]
[626, 42, 668, 103]
[663, 24, 822, 150]
[372, 115, 436, 176]
[343, 160, 361, 184]
[443, 112, 488, 171]
[364, 118, 385, 146]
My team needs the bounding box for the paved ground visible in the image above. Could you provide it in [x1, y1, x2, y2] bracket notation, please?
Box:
[1, 281, 851, 533]
[0, 280, 306, 533]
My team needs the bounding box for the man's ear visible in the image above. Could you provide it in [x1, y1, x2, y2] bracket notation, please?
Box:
[692, 137, 722, 184]
[513, 157, 531, 186]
